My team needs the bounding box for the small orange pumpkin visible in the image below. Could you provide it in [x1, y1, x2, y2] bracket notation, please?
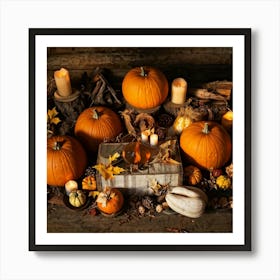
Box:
[184, 165, 202, 185]
[122, 66, 169, 109]
[96, 187, 124, 215]
[74, 106, 123, 154]
[82, 175, 97, 191]
[180, 121, 232, 170]
[47, 135, 87, 186]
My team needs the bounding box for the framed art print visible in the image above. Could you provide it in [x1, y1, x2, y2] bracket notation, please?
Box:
[29, 28, 251, 251]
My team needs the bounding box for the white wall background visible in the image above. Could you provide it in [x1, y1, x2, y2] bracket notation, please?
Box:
[0, 0, 279, 279]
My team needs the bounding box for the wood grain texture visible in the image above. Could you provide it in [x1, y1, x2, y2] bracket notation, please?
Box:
[47, 47, 232, 89]
[47, 203, 232, 233]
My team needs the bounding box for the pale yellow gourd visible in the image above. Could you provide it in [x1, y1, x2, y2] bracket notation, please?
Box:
[173, 114, 192, 135]
[69, 190, 87, 207]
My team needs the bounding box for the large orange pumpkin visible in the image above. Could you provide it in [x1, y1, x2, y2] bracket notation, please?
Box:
[180, 121, 232, 170]
[122, 66, 169, 109]
[74, 106, 123, 154]
[47, 135, 87, 186]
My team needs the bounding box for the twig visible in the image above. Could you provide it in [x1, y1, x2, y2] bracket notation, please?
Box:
[98, 73, 122, 105]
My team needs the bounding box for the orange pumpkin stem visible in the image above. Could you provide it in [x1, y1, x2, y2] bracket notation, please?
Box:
[53, 141, 63, 150]
[202, 122, 209, 134]
[92, 109, 99, 120]
[140, 66, 147, 77]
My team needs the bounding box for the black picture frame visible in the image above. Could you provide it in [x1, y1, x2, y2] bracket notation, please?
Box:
[29, 28, 251, 251]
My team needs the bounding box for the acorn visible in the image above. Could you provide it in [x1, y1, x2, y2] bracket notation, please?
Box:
[156, 204, 163, 213]
[138, 205, 146, 215]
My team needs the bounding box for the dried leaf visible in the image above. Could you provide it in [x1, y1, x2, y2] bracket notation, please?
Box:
[164, 158, 181, 165]
[109, 152, 120, 164]
[51, 117, 61, 125]
[88, 191, 100, 199]
[134, 113, 155, 132]
[47, 107, 59, 120]
[96, 192, 107, 207]
[149, 179, 161, 195]
[153, 139, 180, 164]
[94, 153, 126, 180]
[47, 107, 61, 125]
[111, 166, 126, 175]
[120, 109, 137, 136]
[160, 140, 176, 151]
[94, 163, 114, 180]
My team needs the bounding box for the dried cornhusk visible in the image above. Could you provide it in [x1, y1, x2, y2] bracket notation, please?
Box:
[184, 105, 208, 122]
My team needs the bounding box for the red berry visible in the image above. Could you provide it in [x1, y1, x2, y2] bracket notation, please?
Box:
[212, 169, 223, 177]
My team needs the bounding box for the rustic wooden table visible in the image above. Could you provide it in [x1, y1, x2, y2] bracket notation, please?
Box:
[47, 196, 232, 233]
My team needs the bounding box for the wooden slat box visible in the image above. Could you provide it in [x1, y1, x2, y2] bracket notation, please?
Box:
[96, 142, 183, 195]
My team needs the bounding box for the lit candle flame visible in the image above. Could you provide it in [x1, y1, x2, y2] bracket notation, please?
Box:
[133, 142, 141, 164]
[145, 151, 151, 163]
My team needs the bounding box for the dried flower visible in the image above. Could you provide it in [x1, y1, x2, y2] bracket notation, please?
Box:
[216, 175, 231, 190]
[226, 163, 233, 178]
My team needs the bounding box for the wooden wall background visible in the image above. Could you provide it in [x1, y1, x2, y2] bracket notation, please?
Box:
[47, 47, 232, 90]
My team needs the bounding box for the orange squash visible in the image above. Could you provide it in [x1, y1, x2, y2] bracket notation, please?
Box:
[47, 135, 87, 186]
[184, 165, 202, 185]
[96, 187, 124, 215]
[122, 66, 169, 109]
[82, 175, 97, 191]
[74, 106, 123, 154]
[180, 121, 232, 170]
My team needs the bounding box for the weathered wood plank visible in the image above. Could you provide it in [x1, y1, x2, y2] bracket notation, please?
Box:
[47, 47, 232, 89]
[47, 48, 232, 70]
[47, 203, 232, 233]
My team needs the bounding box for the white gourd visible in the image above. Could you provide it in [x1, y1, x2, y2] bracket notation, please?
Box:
[166, 186, 208, 218]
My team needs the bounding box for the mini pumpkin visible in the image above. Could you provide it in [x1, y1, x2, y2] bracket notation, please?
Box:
[184, 165, 202, 185]
[69, 190, 87, 207]
[47, 135, 87, 186]
[74, 106, 123, 154]
[96, 187, 124, 215]
[180, 121, 232, 170]
[122, 66, 169, 109]
[82, 175, 97, 191]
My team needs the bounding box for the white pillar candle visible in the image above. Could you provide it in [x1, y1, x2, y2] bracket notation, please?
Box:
[141, 131, 149, 143]
[150, 134, 158, 146]
[54, 68, 72, 97]
[171, 77, 187, 104]
[65, 180, 78, 195]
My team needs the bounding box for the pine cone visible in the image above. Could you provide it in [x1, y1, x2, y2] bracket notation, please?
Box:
[142, 196, 154, 210]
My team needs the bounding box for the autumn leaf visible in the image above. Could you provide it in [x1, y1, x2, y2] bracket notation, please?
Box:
[111, 166, 126, 175]
[96, 188, 116, 207]
[96, 192, 108, 207]
[47, 107, 61, 125]
[94, 163, 114, 180]
[94, 153, 126, 180]
[88, 191, 100, 199]
[108, 152, 120, 164]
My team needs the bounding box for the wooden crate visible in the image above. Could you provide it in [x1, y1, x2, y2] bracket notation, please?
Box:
[96, 141, 183, 195]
